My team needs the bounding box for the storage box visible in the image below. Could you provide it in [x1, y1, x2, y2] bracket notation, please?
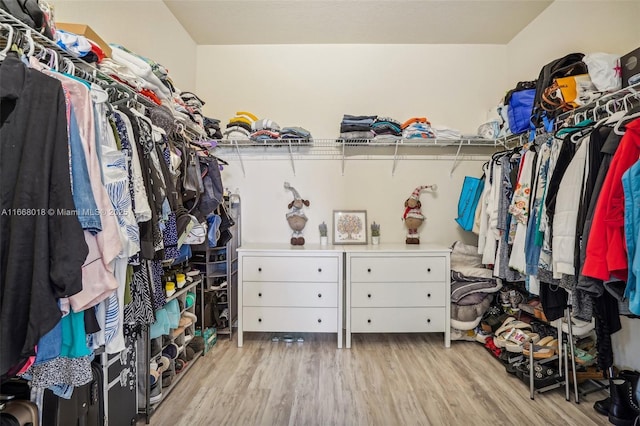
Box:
[55, 22, 112, 58]
[620, 46, 640, 88]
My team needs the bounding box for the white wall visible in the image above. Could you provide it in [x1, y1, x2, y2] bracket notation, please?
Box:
[52, 0, 197, 91]
[197, 44, 506, 247]
[507, 0, 640, 86]
[220, 154, 487, 247]
[197, 44, 507, 137]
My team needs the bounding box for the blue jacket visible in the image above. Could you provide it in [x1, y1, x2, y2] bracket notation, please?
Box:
[622, 157, 640, 315]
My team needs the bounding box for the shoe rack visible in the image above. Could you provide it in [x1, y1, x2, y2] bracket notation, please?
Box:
[138, 261, 204, 424]
[192, 193, 241, 340]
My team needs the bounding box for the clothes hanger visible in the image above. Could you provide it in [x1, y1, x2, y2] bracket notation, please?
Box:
[613, 111, 640, 135]
[0, 23, 14, 60]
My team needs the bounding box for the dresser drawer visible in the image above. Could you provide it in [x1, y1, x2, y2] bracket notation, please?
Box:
[350, 307, 446, 332]
[243, 256, 338, 282]
[243, 282, 338, 307]
[351, 282, 445, 307]
[243, 307, 337, 332]
[350, 256, 446, 282]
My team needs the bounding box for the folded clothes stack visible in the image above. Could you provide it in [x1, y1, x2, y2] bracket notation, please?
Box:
[203, 117, 223, 139]
[224, 111, 258, 140]
[339, 114, 376, 140]
[433, 126, 463, 140]
[250, 118, 280, 142]
[372, 116, 403, 141]
[402, 117, 436, 139]
[280, 126, 313, 142]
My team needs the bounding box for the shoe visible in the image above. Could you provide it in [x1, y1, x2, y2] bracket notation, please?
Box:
[609, 376, 640, 426]
[450, 327, 478, 342]
[210, 281, 227, 290]
[165, 281, 176, 298]
[594, 397, 610, 416]
[522, 336, 558, 359]
[518, 362, 562, 388]
[179, 316, 193, 328]
[219, 308, 229, 321]
[175, 358, 187, 374]
[150, 382, 162, 404]
[176, 273, 186, 289]
[162, 366, 175, 388]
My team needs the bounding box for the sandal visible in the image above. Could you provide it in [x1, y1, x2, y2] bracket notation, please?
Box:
[522, 336, 558, 359]
[493, 320, 532, 348]
[504, 329, 541, 353]
[519, 362, 562, 388]
[573, 346, 597, 366]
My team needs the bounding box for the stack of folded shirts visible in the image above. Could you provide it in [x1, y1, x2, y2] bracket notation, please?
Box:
[402, 117, 436, 139]
[250, 118, 280, 142]
[203, 117, 223, 139]
[372, 116, 402, 141]
[224, 111, 258, 140]
[433, 126, 463, 140]
[339, 114, 376, 140]
[280, 126, 312, 142]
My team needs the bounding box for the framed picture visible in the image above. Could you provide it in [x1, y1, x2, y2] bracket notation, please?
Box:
[333, 210, 367, 245]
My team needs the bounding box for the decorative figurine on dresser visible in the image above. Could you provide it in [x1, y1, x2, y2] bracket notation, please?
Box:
[284, 182, 310, 246]
[402, 184, 437, 244]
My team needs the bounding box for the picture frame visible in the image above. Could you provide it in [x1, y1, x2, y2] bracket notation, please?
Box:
[333, 210, 367, 245]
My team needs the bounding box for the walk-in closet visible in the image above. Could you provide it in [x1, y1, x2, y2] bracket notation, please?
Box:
[1, 1, 639, 425]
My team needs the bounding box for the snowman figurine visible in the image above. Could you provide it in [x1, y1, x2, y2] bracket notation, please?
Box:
[284, 182, 310, 246]
[402, 184, 437, 244]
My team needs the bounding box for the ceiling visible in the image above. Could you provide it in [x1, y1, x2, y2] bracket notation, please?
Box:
[162, 0, 553, 45]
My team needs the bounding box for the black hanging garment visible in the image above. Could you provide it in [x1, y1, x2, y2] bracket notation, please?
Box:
[0, 54, 88, 376]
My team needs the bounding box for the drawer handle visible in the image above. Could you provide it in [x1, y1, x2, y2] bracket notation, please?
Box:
[367, 294, 372, 298]
[367, 319, 371, 324]
[258, 318, 262, 323]
[258, 292, 262, 297]
[258, 267, 262, 272]
[427, 268, 431, 272]
[317, 319, 322, 323]
[318, 268, 322, 272]
[367, 268, 371, 273]
[427, 318, 431, 324]
[427, 293, 431, 298]
[317, 293, 322, 298]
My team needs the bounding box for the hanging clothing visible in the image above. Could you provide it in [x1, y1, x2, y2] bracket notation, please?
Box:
[552, 134, 589, 277]
[583, 118, 640, 281]
[622, 158, 640, 315]
[0, 54, 88, 375]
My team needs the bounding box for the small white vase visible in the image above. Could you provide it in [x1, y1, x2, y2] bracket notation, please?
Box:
[372, 236, 380, 245]
[320, 236, 328, 245]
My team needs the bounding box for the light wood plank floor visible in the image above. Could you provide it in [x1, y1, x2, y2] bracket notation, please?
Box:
[143, 333, 610, 426]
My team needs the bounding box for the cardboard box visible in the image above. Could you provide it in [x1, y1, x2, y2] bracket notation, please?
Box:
[620, 46, 640, 88]
[56, 22, 112, 58]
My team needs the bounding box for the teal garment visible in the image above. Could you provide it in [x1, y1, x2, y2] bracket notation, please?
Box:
[60, 310, 91, 358]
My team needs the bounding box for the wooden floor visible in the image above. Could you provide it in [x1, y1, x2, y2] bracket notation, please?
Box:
[143, 332, 610, 426]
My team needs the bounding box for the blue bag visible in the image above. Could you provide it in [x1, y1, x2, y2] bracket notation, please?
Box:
[506, 88, 535, 134]
[455, 175, 485, 231]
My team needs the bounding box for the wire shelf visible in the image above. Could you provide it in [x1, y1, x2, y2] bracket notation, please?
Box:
[213, 137, 503, 176]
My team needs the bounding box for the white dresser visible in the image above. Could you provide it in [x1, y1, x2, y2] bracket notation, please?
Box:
[345, 244, 451, 348]
[237, 244, 343, 348]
